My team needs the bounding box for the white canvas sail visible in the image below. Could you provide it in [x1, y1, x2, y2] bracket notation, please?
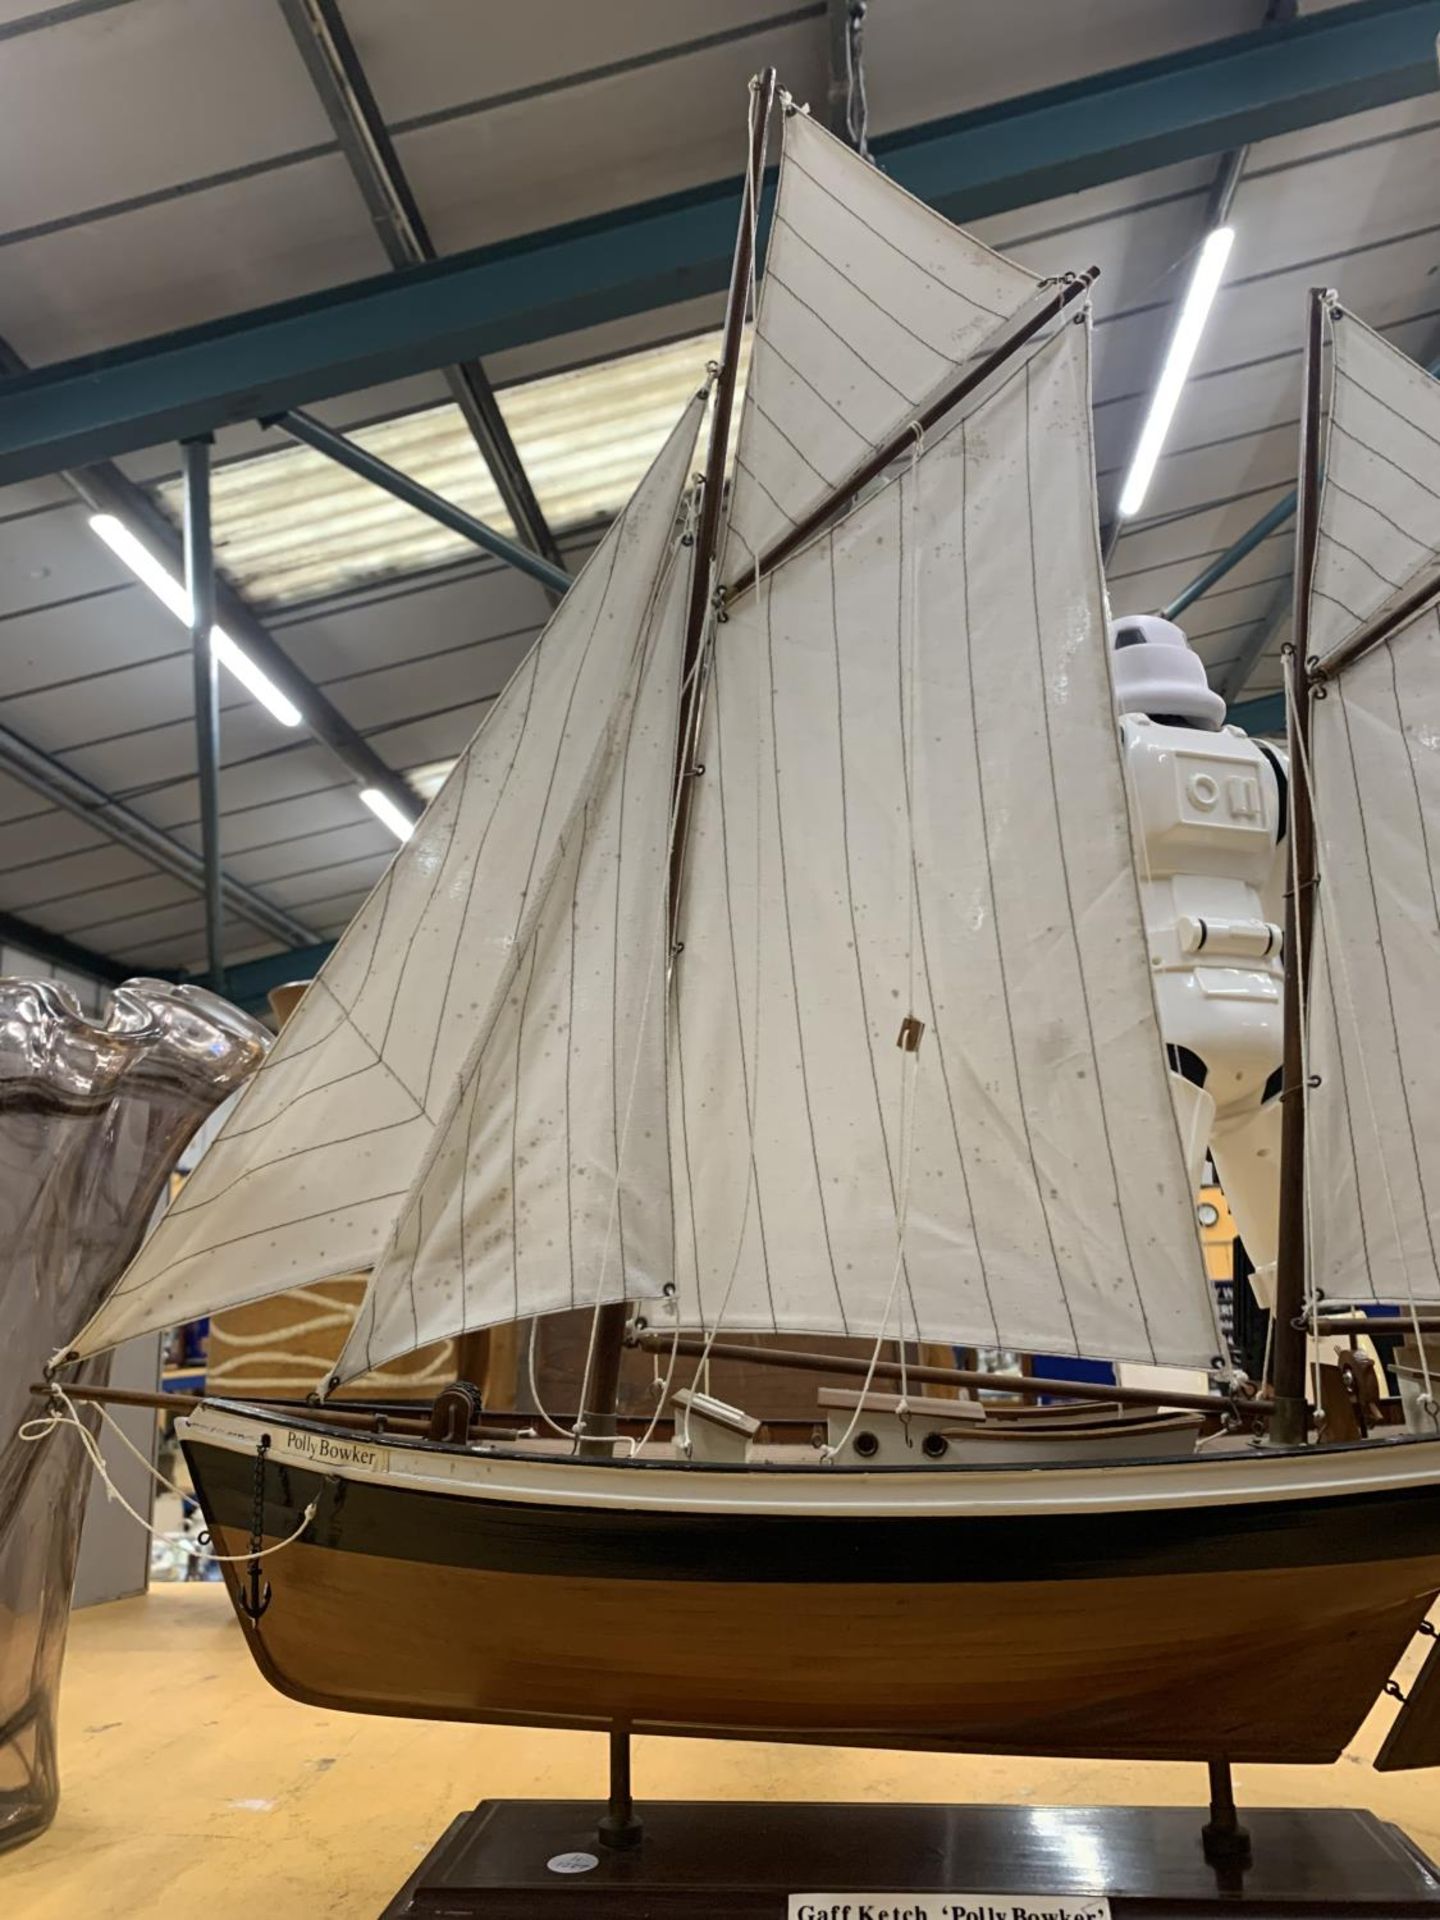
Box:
[722, 105, 1039, 578]
[1309, 310, 1440, 673]
[68, 395, 705, 1362]
[1303, 307, 1440, 1304]
[333, 553, 688, 1382]
[673, 321, 1219, 1366]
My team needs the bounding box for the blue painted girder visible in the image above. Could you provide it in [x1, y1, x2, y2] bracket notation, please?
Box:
[1, 0, 1438, 483]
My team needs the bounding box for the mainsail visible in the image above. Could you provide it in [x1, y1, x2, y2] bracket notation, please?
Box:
[68, 395, 706, 1361]
[722, 105, 1039, 577]
[675, 321, 1218, 1367]
[1302, 306, 1440, 1305]
[69, 91, 1219, 1382]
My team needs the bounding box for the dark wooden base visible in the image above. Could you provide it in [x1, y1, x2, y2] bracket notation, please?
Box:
[381, 1800, 1440, 1918]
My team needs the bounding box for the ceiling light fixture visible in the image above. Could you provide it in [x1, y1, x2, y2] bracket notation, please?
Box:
[360, 787, 417, 843]
[88, 514, 303, 727]
[1117, 226, 1235, 522]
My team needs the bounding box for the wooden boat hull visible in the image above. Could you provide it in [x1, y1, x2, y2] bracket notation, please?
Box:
[182, 1406, 1440, 1765]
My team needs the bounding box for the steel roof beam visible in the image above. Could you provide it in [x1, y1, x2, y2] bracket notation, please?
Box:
[68, 458, 422, 818]
[1164, 491, 1299, 623]
[2, 0, 1437, 482]
[1215, 578, 1293, 703]
[0, 330, 420, 821]
[1229, 691, 1286, 733]
[274, 407, 572, 595]
[211, 937, 336, 1011]
[277, 0, 567, 587]
[0, 720, 319, 951]
[0, 908, 133, 985]
[1168, 337, 1440, 699]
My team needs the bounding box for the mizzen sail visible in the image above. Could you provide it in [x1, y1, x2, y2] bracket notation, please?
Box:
[68, 395, 706, 1362]
[722, 105, 1039, 578]
[674, 321, 1219, 1366]
[1302, 306, 1440, 1304]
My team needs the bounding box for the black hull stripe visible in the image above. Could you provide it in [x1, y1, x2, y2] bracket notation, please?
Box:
[186, 1441, 1440, 1588]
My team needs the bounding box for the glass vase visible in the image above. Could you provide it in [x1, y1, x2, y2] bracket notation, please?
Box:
[0, 979, 268, 1851]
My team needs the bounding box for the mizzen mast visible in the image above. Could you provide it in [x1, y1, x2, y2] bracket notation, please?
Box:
[1269, 286, 1327, 1448]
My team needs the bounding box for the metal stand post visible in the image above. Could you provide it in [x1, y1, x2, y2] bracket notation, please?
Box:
[596, 1727, 643, 1852]
[1201, 1758, 1253, 1869]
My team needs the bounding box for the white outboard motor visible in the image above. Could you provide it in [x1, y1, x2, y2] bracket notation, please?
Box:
[1112, 614, 1288, 1305]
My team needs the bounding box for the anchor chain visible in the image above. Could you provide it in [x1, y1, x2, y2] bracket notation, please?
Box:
[240, 1434, 273, 1623]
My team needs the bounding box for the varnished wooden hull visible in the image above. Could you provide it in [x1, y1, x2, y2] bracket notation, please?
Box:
[183, 1409, 1440, 1765]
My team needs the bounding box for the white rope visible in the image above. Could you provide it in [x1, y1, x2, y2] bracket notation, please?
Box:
[676, 81, 769, 1460]
[821, 426, 927, 1464]
[821, 1048, 922, 1463]
[675, 582, 766, 1456]
[569, 784, 684, 1448]
[570, 527, 721, 1453]
[572, 116, 764, 1451]
[617, 1304, 684, 1459]
[17, 1387, 319, 1564]
[1285, 653, 1438, 1421]
[1281, 654, 1325, 1427]
[896, 418, 927, 1427]
[525, 1316, 579, 1441]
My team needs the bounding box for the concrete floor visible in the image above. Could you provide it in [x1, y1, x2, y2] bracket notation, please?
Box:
[3, 1585, 1437, 1918]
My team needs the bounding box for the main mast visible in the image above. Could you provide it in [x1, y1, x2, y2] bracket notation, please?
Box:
[574, 69, 778, 1458]
[1269, 285, 1327, 1448]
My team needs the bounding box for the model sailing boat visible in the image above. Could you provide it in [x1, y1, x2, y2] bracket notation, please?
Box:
[54, 80, 1440, 1767]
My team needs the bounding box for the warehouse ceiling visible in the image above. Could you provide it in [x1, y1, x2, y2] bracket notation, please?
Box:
[1, 0, 1438, 986]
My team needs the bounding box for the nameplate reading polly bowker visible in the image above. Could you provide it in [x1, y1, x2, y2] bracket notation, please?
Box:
[790, 1900, 1111, 1920]
[284, 1430, 388, 1474]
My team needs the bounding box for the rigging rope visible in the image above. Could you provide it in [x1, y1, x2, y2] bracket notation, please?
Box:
[17, 1386, 320, 1564]
[565, 374, 726, 1453]
[821, 423, 927, 1463]
[1280, 651, 1325, 1424]
[842, 0, 870, 157]
[564, 539, 714, 1454]
[675, 79, 770, 1459]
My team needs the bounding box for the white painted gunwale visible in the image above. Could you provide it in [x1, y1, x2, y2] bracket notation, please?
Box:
[179, 1400, 1440, 1522]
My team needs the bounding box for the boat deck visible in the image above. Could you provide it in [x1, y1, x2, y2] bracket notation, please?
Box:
[5, 1584, 1438, 1920]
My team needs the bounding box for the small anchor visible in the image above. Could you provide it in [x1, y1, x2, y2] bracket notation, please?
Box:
[241, 1433, 274, 1622]
[240, 1563, 272, 1623]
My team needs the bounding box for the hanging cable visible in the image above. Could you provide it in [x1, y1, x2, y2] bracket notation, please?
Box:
[843, 1, 870, 157]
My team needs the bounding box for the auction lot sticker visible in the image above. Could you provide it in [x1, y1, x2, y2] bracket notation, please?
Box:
[789, 1900, 1111, 1920]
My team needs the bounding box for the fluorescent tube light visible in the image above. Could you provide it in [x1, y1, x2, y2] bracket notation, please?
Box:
[1117, 226, 1235, 522]
[88, 513, 303, 727]
[360, 787, 417, 843]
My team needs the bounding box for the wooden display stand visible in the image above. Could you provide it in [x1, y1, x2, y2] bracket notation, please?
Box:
[380, 1737, 1440, 1918]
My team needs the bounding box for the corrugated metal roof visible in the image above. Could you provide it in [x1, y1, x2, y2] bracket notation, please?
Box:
[3, 5, 1440, 976]
[159, 331, 733, 606]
